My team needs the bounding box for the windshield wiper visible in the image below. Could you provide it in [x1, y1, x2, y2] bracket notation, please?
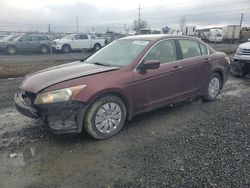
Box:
[93, 62, 111, 67]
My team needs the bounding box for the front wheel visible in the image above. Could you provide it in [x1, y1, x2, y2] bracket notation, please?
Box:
[84, 95, 126, 139]
[203, 73, 222, 101]
[62, 44, 71, 53]
[6, 46, 16, 55]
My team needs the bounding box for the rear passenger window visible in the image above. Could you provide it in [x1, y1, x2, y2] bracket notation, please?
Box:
[40, 36, 49, 41]
[179, 40, 201, 59]
[144, 40, 177, 64]
[199, 43, 208, 55]
[31, 36, 40, 41]
[80, 35, 88, 39]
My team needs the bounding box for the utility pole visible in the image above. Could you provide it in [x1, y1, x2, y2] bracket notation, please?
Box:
[138, 4, 141, 22]
[76, 17, 79, 33]
[240, 13, 244, 27]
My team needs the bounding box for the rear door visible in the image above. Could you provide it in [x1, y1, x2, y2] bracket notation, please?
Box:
[31, 36, 42, 50]
[133, 39, 183, 113]
[177, 39, 211, 96]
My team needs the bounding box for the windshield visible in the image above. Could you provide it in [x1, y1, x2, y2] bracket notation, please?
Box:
[9, 35, 19, 41]
[86, 39, 149, 67]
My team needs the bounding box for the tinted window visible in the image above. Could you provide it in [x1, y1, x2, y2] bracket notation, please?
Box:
[80, 35, 88, 39]
[179, 39, 201, 59]
[31, 36, 40, 41]
[40, 36, 49, 40]
[199, 43, 208, 55]
[144, 40, 177, 64]
[74, 35, 81, 40]
[20, 36, 32, 42]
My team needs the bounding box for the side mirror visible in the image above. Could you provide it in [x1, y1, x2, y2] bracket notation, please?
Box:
[143, 60, 160, 70]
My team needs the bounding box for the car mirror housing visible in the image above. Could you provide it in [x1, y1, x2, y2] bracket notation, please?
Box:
[143, 60, 160, 70]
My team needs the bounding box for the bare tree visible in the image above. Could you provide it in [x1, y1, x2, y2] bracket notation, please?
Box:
[179, 15, 186, 33]
[132, 19, 148, 32]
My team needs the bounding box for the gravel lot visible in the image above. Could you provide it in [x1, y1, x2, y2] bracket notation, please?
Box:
[0, 76, 249, 188]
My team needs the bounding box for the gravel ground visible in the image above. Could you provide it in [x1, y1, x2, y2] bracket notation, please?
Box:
[0, 76, 249, 188]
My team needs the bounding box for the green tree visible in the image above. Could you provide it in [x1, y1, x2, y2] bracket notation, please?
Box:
[132, 19, 148, 32]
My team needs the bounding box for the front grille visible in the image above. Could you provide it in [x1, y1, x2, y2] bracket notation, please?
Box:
[25, 91, 37, 104]
[241, 49, 250, 55]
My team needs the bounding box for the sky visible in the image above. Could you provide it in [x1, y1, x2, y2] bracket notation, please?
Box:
[0, 0, 249, 33]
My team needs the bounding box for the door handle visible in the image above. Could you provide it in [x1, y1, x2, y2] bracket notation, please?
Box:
[202, 58, 211, 63]
[173, 65, 182, 69]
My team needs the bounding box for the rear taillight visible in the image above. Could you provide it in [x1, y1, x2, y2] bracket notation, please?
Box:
[225, 56, 231, 64]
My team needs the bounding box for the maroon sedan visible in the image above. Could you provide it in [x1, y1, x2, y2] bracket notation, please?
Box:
[14, 35, 230, 139]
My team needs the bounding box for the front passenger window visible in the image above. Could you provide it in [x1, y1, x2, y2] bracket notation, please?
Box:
[144, 40, 177, 64]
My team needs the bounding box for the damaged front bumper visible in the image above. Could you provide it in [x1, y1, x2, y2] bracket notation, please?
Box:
[14, 92, 88, 134]
[231, 55, 250, 76]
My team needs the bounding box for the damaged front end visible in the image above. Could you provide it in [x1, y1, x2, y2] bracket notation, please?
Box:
[230, 60, 250, 77]
[14, 91, 88, 134]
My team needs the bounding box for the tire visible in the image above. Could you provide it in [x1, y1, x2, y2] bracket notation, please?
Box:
[84, 95, 126, 139]
[6, 46, 16, 55]
[93, 43, 101, 51]
[62, 44, 71, 53]
[39, 45, 49, 54]
[203, 73, 222, 102]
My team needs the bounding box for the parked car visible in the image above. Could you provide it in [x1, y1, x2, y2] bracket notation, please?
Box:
[52, 34, 105, 53]
[232, 42, 250, 76]
[0, 34, 20, 51]
[3, 35, 51, 55]
[14, 35, 230, 139]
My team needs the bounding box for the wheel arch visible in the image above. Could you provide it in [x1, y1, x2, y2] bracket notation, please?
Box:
[212, 68, 224, 88]
[87, 90, 131, 120]
[62, 43, 71, 49]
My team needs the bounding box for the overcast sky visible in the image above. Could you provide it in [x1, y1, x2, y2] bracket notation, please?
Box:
[0, 0, 249, 33]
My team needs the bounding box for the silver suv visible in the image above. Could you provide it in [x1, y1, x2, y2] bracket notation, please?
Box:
[2, 35, 51, 55]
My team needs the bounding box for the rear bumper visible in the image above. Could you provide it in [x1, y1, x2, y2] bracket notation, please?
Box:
[14, 92, 88, 134]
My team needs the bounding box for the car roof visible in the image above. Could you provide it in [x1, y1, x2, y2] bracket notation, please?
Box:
[121, 34, 200, 41]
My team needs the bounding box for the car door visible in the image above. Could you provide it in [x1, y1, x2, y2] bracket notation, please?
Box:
[17, 36, 33, 51]
[79, 34, 91, 49]
[133, 39, 183, 113]
[71, 35, 81, 49]
[177, 39, 211, 96]
[31, 36, 41, 50]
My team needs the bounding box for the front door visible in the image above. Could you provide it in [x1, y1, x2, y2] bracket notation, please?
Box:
[133, 39, 183, 114]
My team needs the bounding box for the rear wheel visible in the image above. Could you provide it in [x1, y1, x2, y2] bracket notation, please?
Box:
[203, 73, 222, 101]
[6, 46, 16, 55]
[62, 44, 71, 53]
[39, 45, 49, 54]
[93, 43, 101, 51]
[84, 95, 126, 139]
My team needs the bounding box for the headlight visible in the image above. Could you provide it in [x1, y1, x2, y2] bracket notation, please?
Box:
[34, 85, 87, 104]
[236, 48, 243, 55]
[52, 41, 57, 45]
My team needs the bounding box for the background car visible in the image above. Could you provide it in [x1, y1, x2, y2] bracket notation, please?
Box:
[52, 33, 105, 53]
[3, 34, 51, 55]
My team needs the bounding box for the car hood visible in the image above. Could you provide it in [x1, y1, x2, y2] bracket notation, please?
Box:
[239, 42, 250, 49]
[21, 61, 119, 93]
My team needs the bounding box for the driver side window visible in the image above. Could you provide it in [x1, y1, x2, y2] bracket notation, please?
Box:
[144, 40, 177, 64]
